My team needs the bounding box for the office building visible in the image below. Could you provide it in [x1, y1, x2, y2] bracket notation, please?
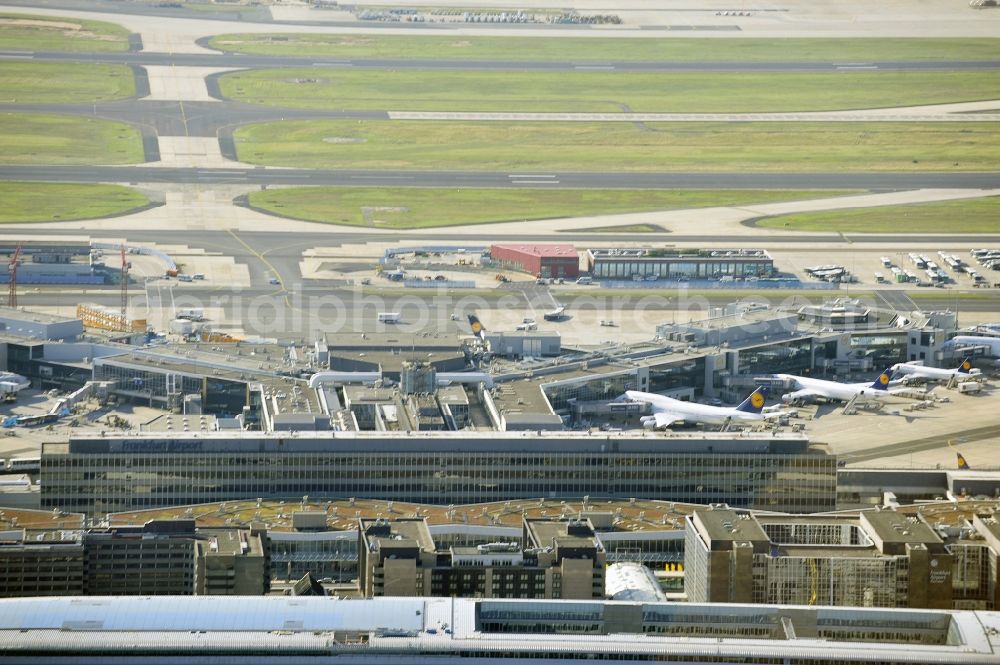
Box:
[109, 497, 696, 585]
[359, 516, 605, 600]
[0, 518, 267, 598]
[586, 247, 775, 281]
[684, 507, 954, 609]
[489, 243, 579, 279]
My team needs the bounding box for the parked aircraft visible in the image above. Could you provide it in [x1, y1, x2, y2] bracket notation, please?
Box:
[467, 314, 486, 341]
[948, 335, 1000, 356]
[773, 368, 907, 404]
[622, 386, 779, 429]
[892, 356, 980, 383]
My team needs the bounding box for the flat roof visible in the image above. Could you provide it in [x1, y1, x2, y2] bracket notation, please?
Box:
[0, 307, 81, 325]
[0, 598, 996, 662]
[327, 332, 462, 351]
[861, 510, 942, 545]
[51, 430, 816, 456]
[692, 508, 769, 544]
[107, 498, 705, 534]
[492, 243, 577, 258]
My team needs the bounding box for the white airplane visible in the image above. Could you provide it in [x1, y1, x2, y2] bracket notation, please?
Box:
[622, 386, 779, 429]
[0, 372, 29, 398]
[949, 335, 1000, 356]
[773, 368, 908, 404]
[892, 356, 981, 384]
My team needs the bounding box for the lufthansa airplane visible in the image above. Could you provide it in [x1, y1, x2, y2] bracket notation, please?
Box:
[622, 386, 779, 429]
[773, 368, 908, 404]
[467, 314, 486, 341]
[892, 356, 980, 384]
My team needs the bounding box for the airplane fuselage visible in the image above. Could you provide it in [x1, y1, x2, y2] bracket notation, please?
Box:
[624, 390, 763, 426]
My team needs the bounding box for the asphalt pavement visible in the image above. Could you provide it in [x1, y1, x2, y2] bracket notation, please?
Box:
[6, 50, 1000, 73]
[2, 165, 998, 190]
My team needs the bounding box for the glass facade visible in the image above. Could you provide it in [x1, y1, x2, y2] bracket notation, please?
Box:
[591, 256, 774, 280]
[42, 446, 837, 516]
[737, 338, 814, 377]
[850, 333, 908, 369]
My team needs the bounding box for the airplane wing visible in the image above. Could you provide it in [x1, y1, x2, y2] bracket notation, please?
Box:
[652, 411, 684, 428]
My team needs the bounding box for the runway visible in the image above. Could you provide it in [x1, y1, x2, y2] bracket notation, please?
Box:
[1, 165, 997, 191]
[6, 50, 1000, 73]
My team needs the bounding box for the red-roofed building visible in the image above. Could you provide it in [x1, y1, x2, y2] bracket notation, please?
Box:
[490, 244, 579, 279]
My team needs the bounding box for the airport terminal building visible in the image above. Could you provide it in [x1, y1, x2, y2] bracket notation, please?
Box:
[40, 431, 836, 515]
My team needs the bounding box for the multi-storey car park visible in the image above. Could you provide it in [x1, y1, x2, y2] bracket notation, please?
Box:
[0, 595, 998, 664]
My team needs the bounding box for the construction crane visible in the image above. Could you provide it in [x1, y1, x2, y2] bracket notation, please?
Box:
[119, 244, 129, 332]
[7, 243, 21, 308]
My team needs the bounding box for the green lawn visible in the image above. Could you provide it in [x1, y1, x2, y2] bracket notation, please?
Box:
[217, 69, 1000, 113]
[208, 34, 1000, 63]
[756, 196, 1000, 233]
[0, 12, 130, 52]
[0, 182, 150, 223]
[0, 113, 145, 165]
[246, 187, 858, 229]
[233, 120, 1000, 172]
[0, 62, 135, 103]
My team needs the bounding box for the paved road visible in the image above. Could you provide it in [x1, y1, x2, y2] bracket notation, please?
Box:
[7, 50, 1000, 73]
[2, 165, 998, 190]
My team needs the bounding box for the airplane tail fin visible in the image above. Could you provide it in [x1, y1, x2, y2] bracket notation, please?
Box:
[735, 386, 768, 414]
[870, 368, 893, 391]
[957, 452, 970, 470]
[467, 314, 486, 340]
[957, 356, 974, 374]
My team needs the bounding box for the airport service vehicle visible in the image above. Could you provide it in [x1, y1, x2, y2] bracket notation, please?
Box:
[543, 306, 567, 322]
[576, 276, 593, 285]
[0, 372, 29, 401]
[377, 312, 402, 324]
[892, 356, 981, 384]
[177, 274, 193, 282]
[175, 307, 204, 322]
[622, 387, 778, 429]
[5, 457, 41, 473]
[516, 322, 537, 331]
[774, 368, 905, 404]
[958, 381, 982, 394]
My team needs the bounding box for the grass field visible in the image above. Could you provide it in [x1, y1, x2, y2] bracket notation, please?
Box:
[0, 182, 150, 223]
[246, 187, 858, 229]
[208, 35, 1000, 63]
[0, 12, 130, 52]
[233, 120, 1000, 173]
[217, 69, 1000, 113]
[0, 113, 144, 165]
[0, 62, 135, 103]
[756, 196, 1000, 233]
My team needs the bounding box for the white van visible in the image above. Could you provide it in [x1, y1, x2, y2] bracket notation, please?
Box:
[377, 312, 401, 324]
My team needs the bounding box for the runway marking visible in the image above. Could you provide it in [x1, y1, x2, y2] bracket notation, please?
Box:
[836, 65, 878, 70]
[0, 54, 32, 59]
[350, 175, 414, 180]
[510, 180, 561, 185]
[508, 174, 557, 179]
[312, 62, 353, 67]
